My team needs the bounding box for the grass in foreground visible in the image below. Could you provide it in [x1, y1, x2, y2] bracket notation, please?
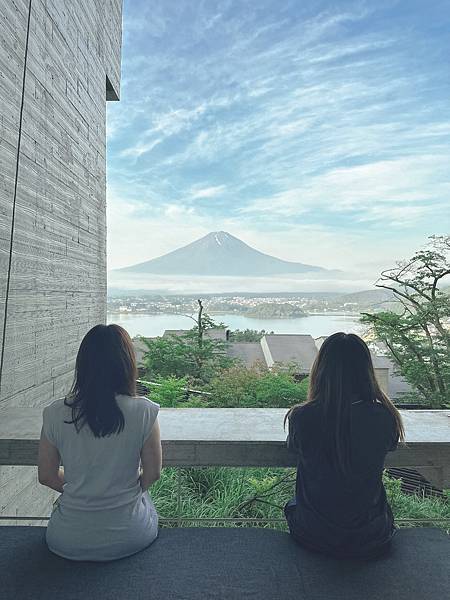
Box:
[150, 468, 450, 530]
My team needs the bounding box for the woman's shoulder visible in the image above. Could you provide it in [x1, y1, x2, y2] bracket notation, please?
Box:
[357, 399, 397, 428]
[116, 395, 160, 413]
[289, 402, 320, 427]
[360, 399, 394, 416]
[293, 401, 319, 414]
[43, 398, 68, 417]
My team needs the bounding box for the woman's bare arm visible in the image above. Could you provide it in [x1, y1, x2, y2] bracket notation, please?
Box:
[140, 418, 162, 491]
[38, 431, 64, 493]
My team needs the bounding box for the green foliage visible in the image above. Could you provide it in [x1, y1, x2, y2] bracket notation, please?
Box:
[182, 396, 211, 408]
[362, 236, 450, 407]
[147, 377, 189, 407]
[142, 368, 308, 409]
[141, 335, 194, 380]
[142, 330, 234, 385]
[229, 329, 274, 342]
[139, 289, 450, 528]
[363, 308, 450, 407]
[207, 365, 308, 408]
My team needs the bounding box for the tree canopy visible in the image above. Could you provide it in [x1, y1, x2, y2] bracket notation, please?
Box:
[362, 236, 450, 407]
[142, 299, 234, 384]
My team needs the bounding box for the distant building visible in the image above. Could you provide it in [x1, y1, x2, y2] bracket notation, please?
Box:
[260, 334, 318, 375]
[163, 329, 191, 338]
[133, 337, 155, 367]
[314, 336, 328, 350]
[371, 355, 412, 400]
[226, 342, 266, 368]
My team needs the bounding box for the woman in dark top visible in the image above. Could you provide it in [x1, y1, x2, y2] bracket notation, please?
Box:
[284, 332, 404, 559]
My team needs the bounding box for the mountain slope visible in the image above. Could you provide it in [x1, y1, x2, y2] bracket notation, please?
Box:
[118, 231, 327, 276]
[339, 289, 394, 306]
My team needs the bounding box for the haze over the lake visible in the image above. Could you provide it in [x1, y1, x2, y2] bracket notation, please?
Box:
[108, 272, 373, 294]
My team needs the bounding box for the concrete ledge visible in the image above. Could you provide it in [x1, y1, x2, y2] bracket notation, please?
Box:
[0, 408, 449, 487]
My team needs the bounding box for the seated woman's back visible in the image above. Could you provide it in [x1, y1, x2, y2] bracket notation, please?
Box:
[38, 324, 162, 562]
[285, 332, 404, 559]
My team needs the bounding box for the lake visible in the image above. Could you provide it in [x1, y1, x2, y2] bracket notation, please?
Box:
[107, 312, 364, 338]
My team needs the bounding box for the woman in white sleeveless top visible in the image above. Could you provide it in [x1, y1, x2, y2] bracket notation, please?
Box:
[38, 324, 161, 561]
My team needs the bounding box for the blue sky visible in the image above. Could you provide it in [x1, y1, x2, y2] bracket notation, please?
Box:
[107, 0, 450, 277]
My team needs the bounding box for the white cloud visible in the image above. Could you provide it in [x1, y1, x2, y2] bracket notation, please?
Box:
[306, 38, 395, 65]
[120, 138, 163, 158]
[150, 106, 207, 134]
[190, 185, 226, 199]
[118, 104, 209, 159]
[163, 204, 195, 218]
[241, 155, 450, 222]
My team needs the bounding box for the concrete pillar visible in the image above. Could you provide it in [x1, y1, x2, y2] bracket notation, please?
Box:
[0, 0, 122, 521]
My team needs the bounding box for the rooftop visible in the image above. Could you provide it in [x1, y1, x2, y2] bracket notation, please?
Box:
[262, 334, 318, 373]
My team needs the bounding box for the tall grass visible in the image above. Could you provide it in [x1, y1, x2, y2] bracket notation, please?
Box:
[383, 475, 450, 526]
[151, 467, 292, 529]
[150, 468, 450, 529]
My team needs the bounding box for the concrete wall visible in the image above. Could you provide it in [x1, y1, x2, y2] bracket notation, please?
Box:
[0, 0, 122, 520]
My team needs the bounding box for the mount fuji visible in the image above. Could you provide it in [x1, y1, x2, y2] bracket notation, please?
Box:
[117, 231, 328, 277]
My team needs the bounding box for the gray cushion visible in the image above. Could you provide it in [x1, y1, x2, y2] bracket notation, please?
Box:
[0, 526, 448, 599]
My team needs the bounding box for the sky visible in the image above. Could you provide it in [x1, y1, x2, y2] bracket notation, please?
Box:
[106, 0, 450, 286]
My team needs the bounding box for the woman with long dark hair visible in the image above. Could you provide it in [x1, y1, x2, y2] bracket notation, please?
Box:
[284, 332, 404, 559]
[38, 324, 161, 561]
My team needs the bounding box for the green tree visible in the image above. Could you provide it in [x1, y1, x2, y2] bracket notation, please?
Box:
[362, 236, 450, 407]
[142, 299, 234, 384]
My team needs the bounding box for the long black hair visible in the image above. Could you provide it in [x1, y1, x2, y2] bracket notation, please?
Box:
[64, 324, 137, 437]
[285, 332, 404, 475]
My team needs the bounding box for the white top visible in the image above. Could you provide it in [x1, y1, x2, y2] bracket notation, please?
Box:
[42, 395, 160, 561]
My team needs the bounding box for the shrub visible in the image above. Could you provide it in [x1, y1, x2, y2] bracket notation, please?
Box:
[207, 365, 308, 408]
[148, 376, 189, 407]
